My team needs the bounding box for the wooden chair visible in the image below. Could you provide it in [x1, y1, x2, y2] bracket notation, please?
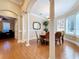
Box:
[61, 31, 64, 44]
[35, 31, 40, 44]
[55, 32, 63, 45]
[44, 32, 49, 45]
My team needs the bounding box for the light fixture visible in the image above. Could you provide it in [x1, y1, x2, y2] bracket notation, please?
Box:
[48, 17, 50, 21]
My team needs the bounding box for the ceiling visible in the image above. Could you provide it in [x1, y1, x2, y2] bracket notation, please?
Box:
[30, 0, 50, 18]
[0, 0, 79, 19]
[0, 0, 24, 18]
[55, 0, 79, 17]
[8, 0, 24, 6]
[30, 0, 79, 18]
[0, 0, 34, 18]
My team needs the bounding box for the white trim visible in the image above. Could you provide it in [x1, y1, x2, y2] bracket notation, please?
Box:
[17, 40, 22, 43]
[48, 57, 50, 59]
[25, 43, 30, 46]
[65, 39, 79, 46]
[27, 13, 30, 46]
[17, 40, 26, 43]
[21, 40, 26, 43]
[76, 36, 79, 38]
[65, 34, 76, 36]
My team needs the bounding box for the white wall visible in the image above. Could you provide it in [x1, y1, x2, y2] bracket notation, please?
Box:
[28, 13, 45, 40]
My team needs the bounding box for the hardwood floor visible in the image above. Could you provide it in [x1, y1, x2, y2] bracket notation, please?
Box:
[2, 38, 79, 59]
[0, 39, 49, 59]
[56, 40, 79, 59]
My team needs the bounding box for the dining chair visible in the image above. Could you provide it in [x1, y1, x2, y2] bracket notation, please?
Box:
[35, 31, 40, 44]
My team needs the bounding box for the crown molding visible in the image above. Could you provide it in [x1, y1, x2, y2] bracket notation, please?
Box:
[0, 10, 17, 15]
[9, 0, 24, 6]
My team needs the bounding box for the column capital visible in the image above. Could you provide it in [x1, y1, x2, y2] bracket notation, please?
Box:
[21, 11, 29, 16]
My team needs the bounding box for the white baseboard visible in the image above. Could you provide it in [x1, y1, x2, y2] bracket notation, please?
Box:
[21, 40, 26, 43]
[17, 40, 22, 43]
[25, 43, 30, 46]
[17, 40, 26, 43]
[65, 39, 79, 46]
[48, 56, 55, 59]
[48, 57, 50, 59]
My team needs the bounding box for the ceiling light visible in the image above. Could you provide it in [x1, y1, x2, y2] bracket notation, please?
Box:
[48, 18, 50, 21]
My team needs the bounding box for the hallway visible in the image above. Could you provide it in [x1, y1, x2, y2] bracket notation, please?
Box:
[0, 39, 49, 59]
[56, 40, 79, 59]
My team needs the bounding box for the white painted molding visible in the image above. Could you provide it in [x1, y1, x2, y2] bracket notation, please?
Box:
[17, 40, 26, 43]
[65, 39, 79, 46]
[25, 43, 30, 47]
[21, 40, 26, 43]
[48, 57, 50, 59]
[17, 40, 22, 43]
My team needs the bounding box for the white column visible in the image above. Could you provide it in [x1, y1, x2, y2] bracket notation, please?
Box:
[54, 19, 57, 32]
[0, 18, 3, 31]
[15, 19, 18, 39]
[49, 0, 55, 59]
[22, 12, 30, 46]
[17, 15, 23, 43]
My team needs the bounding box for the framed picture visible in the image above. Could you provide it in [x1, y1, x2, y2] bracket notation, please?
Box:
[33, 22, 41, 30]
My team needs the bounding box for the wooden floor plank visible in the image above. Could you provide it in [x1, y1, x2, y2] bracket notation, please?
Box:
[0, 39, 49, 59]
[56, 40, 79, 59]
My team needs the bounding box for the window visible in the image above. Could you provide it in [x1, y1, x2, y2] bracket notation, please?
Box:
[76, 13, 79, 36]
[56, 19, 65, 31]
[3, 22, 10, 32]
[66, 15, 75, 35]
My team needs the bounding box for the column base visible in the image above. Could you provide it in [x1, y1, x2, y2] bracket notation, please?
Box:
[21, 40, 26, 43]
[25, 43, 30, 46]
[17, 40, 22, 43]
[48, 56, 50, 59]
[17, 40, 26, 43]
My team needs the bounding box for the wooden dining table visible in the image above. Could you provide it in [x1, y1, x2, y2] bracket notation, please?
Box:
[40, 32, 49, 45]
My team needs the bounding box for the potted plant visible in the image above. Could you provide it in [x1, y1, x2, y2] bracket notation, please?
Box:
[43, 21, 49, 32]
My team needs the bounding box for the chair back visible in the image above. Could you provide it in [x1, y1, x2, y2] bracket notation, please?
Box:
[35, 31, 39, 40]
[45, 32, 49, 40]
[55, 32, 62, 39]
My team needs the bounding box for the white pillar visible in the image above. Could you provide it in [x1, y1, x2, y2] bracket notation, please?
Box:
[49, 0, 55, 59]
[0, 18, 3, 31]
[22, 12, 30, 46]
[17, 15, 23, 43]
[15, 19, 18, 39]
